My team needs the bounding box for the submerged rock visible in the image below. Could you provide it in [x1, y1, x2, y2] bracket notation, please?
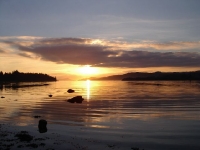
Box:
[67, 89, 75, 93]
[67, 96, 84, 103]
[38, 119, 47, 133]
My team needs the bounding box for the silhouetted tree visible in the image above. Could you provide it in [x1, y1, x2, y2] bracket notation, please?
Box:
[0, 70, 57, 82]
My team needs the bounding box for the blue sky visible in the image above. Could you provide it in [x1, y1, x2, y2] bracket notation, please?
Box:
[1, 0, 200, 41]
[0, 0, 200, 79]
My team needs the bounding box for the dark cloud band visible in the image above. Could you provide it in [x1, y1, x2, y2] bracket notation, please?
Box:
[2, 37, 200, 68]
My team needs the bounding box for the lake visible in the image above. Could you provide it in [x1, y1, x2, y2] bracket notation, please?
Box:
[1, 80, 200, 150]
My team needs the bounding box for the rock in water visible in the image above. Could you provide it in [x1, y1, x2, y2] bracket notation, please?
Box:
[67, 96, 84, 103]
[38, 119, 47, 133]
[67, 89, 75, 93]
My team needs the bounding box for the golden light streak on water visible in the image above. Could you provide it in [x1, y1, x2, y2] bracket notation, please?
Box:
[86, 79, 90, 101]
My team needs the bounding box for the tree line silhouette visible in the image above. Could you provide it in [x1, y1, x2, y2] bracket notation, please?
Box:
[122, 71, 200, 81]
[0, 70, 57, 82]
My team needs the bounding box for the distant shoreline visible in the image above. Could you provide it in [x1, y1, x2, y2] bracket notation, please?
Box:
[86, 70, 200, 81]
[122, 71, 200, 81]
[0, 83, 50, 89]
[0, 70, 57, 82]
[122, 79, 200, 81]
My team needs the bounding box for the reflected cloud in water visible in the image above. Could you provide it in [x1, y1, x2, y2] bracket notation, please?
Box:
[1, 80, 200, 126]
[1, 80, 200, 150]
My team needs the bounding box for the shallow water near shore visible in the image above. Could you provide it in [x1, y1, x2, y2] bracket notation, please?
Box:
[1, 80, 200, 150]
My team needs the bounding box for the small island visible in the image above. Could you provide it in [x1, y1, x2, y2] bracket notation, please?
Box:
[0, 70, 57, 82]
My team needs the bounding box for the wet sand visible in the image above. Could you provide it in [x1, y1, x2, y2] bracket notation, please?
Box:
[0, 123, 146, 150]
[1, 117, 200, 150]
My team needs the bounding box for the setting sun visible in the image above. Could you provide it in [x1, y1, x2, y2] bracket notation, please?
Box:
[78, 65, 98, 76]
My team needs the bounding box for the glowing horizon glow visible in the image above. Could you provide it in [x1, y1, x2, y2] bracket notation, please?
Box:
[78, 65, 98, 76]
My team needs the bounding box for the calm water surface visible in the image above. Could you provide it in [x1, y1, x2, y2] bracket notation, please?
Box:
[1, 80, 200, 150]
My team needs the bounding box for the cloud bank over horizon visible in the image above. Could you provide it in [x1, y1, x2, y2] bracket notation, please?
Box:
[1, 36, 200, 69]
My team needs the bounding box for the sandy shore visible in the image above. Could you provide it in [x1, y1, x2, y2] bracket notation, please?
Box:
[0, 123, 144, 150]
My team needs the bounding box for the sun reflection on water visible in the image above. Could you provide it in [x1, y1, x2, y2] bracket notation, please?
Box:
[86, 79, 90, 101]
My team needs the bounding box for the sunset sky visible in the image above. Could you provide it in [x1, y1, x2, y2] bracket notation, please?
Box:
[0, 0, 200, 80]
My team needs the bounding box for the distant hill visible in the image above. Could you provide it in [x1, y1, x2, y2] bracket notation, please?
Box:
[0, 70, 57, 82]
[88, 73, 136, 80]
[88, 71, 200, 81]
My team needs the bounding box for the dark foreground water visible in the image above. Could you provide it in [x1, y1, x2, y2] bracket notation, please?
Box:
[1, 80, 200, 150]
